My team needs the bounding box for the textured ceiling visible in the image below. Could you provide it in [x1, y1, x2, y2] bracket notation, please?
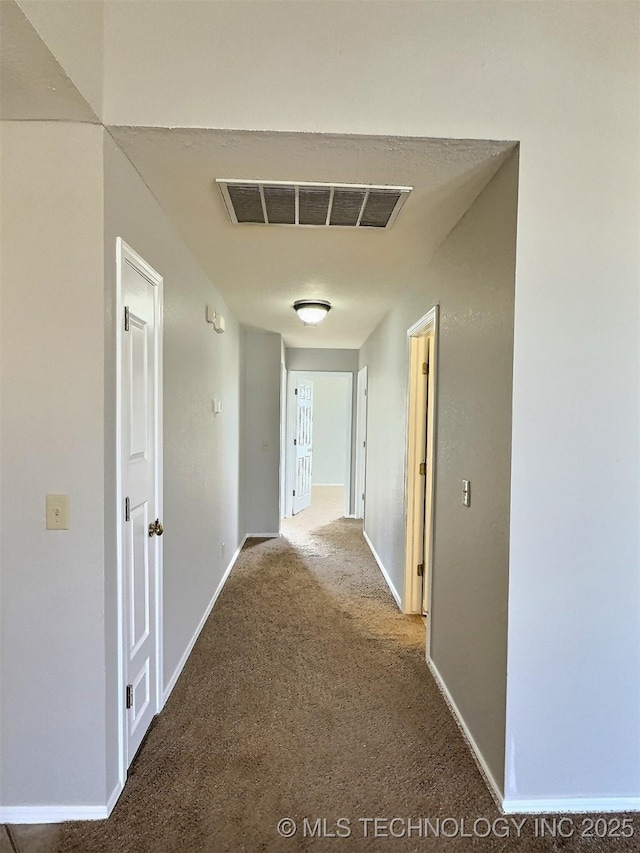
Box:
[3, 0, 516, 348]
[109, 128, 514, 347]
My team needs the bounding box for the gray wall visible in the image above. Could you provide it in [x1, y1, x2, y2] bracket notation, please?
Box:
[103, 134, 244, 797]
[286, 348, 358, 373]
[241, 329, 282, 535]
[360, 152, 518, 793]
[0, 123, 247, 810]
[0, 121, 107, 806]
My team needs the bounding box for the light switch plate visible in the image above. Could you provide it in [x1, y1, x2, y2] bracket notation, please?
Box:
[462, 480, 471, 507]
[46, 494, 69, 530]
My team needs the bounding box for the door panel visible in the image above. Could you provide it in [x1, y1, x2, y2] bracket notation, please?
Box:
[120, 245, 161, 769]
[293, 379, 313, 514]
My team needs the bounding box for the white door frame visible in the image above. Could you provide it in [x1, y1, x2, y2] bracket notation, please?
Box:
[284, 370, 353, 519]
[115, 237, 164, 786]
[279, 363, 288, 520]
[354, 365, 368, 520]
[404, 306, 438, 628]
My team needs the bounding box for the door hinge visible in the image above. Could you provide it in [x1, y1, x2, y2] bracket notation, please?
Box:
[364, 388, 367, 396]
[124, 306, 130, 332]
[294, 388, 298, 395]
[292, 490, 296, 497]
[293, 438, 297, 445]
[125, 496, 131, 522]
[422, 361, 428, 375]
[417, 563, 424, 577]
[363, 440, 366, 448]
[126, 684, 133, 709]
[362, 492, 365, 501]
[419, 462, 426, 476]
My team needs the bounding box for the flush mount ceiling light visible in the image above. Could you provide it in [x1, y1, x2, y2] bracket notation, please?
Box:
[217, 180, 412, 228]
[293, 300, 332, 325]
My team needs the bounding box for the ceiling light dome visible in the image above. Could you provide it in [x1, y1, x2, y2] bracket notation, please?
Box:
[293, 299, 331, 325]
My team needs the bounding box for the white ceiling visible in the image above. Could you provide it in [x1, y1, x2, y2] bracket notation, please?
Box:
[109, 127, 514, 347]
[4, 0, 516, 348]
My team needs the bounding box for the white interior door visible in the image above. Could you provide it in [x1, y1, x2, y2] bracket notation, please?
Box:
[119, 240, 163, 770]
[355, 366, 368, 519]
[293, 378, 314, 514]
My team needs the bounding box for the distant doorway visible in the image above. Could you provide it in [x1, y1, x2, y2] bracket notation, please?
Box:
[283, 371, 353, 521]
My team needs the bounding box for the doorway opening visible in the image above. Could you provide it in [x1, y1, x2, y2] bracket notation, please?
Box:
[404, 306, 438, 633]
[282, 370, 353, 531]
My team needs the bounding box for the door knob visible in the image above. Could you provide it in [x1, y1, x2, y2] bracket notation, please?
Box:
[148, 519, 164, 537]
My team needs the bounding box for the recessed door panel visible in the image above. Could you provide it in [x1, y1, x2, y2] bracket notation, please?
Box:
[293, 379, 313, 514]
[127, 316, 149, 461]
[126, 499, 150, 658]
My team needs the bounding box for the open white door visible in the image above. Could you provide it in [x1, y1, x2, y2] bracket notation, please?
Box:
[292, 378, 314, 514]
[355, 366, 368, 519]
[420, 337, 434, 616]
[404, 306, 438, 619]
[118, 239, 163, 772]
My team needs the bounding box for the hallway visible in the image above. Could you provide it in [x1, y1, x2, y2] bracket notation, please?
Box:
[4, 493, 639, 852]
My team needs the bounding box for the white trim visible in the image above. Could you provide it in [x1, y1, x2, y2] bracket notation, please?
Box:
[407, 305, 438, 338]
[106, 781, 123, 815]
[502, 797, 640, 815]
[0, 805, 111, 824]
[363, 529, 402, 609]
[0, 781, 125, 823]
[404, 306, 439, 631]
[162, 535, 249, 705]
[279, 363, 287, 520]
[115, 238, 164, 785]
[427, 658, 504, 812]
[354, 365, 368, 520]
[245, 532, 281, 539]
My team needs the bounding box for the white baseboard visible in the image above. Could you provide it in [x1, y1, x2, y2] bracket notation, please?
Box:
[162, 535, 248, 705]
[0, 804, 110, 823]
[106, 780, 123, 816]
[362, 529, 402, 609]
[427, 657, 505, 812]
[245, 532, 280, 539]
[502, 797, 640, 814]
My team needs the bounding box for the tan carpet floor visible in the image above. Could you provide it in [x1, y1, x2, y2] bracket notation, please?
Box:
[4, 488, 638, 852]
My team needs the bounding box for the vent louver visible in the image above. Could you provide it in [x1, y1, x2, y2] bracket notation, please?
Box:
[217, 180, 411, 229]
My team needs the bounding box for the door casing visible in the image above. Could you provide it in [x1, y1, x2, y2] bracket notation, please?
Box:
[284, 370, 353, 520]
[404, 306, 438, 635]
[354, 365, 368, 520]
[115, 237, 164, 785]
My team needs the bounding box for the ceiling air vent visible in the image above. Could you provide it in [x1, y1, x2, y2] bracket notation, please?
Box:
[217, 180, 411, 229]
